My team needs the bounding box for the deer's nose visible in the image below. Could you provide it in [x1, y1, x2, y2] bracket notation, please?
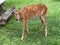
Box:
[16, 19, 19, 22]
[16, 19, 18, 21]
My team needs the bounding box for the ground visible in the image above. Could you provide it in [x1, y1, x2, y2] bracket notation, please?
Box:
[0, 0, 60, 45]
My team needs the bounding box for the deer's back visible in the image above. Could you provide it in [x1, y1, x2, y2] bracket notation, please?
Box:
[19, 4, 47, 20]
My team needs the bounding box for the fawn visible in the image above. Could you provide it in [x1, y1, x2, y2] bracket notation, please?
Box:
[14, 4, 48, 40]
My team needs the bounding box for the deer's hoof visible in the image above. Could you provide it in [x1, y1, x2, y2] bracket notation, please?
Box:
[45, 34, 47, 37]
[21, 36, 24, 40]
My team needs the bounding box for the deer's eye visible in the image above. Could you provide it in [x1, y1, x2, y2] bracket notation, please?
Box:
[16, 14, 17, 15]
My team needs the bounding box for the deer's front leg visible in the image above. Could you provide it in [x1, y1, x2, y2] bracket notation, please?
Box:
[25, 21, 29, 34]
[21, 20, 26, 40]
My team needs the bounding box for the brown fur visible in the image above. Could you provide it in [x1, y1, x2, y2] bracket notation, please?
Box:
[14, 4, 48, 40]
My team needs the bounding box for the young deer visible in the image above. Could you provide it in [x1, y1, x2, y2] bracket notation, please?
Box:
[14, 4, 47, 40]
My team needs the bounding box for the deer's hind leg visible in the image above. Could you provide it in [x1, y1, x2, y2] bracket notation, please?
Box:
[40, 8, 47, 36]
[40, 17, 43, 32]
[40, 15, 47, 36]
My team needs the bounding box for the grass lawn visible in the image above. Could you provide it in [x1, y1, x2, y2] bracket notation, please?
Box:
[0, 0, 60, 45]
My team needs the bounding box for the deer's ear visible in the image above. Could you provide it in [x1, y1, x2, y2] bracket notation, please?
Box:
[14, 9, 18, 13]
[19, 7, 21, 9]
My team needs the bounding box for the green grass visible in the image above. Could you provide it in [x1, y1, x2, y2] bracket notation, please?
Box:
[0, 0, 60, 45]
